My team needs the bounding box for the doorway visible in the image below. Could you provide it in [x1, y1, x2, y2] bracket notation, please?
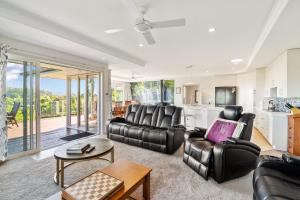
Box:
[67, 74, 99, 134]
[6, 61, 39, 156]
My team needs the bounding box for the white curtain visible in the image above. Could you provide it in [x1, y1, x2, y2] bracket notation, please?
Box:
[0, 43, 9, 161]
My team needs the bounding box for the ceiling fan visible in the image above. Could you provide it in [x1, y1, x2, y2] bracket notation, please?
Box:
[112, 0, 186, 45]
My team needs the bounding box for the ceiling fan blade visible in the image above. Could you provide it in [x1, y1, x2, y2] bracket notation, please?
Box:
[142, 31, 155, 45]
[151, 18, 186, 29]
[104, 28, 124, 34]
[122, 0, 142, 19]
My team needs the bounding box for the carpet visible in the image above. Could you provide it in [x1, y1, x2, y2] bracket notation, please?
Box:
[60, 132, 94, 141]
[0, 136, 256, 200]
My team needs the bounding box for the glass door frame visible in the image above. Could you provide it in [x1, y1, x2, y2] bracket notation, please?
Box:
[66, 72, 102, 134]
[7, 57, 41, 159]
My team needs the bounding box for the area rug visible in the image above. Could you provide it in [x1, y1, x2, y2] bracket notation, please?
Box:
[0, 137, 254, 200]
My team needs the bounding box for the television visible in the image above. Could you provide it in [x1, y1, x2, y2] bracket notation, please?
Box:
[215, 86, 237, 107]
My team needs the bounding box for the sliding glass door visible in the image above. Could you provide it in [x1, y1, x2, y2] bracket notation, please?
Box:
[67, 74, 99, 134]
[6, 61, 39, 156]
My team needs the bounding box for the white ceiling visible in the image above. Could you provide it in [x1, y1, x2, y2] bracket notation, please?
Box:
[0, 0, 299, 81]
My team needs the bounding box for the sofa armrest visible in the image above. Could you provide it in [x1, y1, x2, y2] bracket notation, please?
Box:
[282, 153, 300, 167]
[213, 140, 261, 183]
[184, 127, 206, 140]
[167, 125, 186, 154]
[255, 155, 300, 182]
[109, 117, 126, 123]
[226, 137, 261, 152]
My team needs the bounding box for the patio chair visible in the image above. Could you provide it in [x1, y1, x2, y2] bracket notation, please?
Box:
[7, 102, 21, 127]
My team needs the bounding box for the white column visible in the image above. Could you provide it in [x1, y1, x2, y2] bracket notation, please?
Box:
[99, 68, 111, 135]
[0, 44, 9, 162]
[85, 75, 89, 132]
[66, 77, 71, 127]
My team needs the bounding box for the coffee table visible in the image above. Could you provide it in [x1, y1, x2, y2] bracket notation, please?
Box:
[62, 160, 152, 200]
[54, 137, 114, 188]
[100, 160, 152, 200]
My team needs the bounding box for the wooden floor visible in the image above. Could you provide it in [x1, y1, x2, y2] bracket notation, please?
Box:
[251, 128, 273, 151]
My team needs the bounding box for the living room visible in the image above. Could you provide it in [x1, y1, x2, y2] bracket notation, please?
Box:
[1, 0, 300, 200]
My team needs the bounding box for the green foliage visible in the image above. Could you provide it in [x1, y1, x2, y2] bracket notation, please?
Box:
[6, 87, 69, 122]
[130, 80, 174, 104]
[112, 88, 123, 102]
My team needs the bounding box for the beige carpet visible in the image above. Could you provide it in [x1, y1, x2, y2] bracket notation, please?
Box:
[0, 137, 277, 200]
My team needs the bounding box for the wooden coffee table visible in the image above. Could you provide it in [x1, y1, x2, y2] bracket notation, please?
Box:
[54, 137, 114, 188]
[62, 160, 152, 200]
[100, 160, 152, 200]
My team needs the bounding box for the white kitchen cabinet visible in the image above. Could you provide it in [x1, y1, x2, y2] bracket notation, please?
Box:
[254, 109, 289, 151]
[183, 106, 223, 130]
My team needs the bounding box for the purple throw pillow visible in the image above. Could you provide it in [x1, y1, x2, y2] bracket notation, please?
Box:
[205, 119, 237, 143]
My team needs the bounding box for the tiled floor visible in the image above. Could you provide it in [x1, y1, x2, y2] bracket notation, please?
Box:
[7, 128, 95, 156]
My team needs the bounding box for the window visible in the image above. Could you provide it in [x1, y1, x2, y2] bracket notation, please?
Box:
[112, 88, 124, 102]
[130, 80, 174, 105]
[162, 80, 175, 104]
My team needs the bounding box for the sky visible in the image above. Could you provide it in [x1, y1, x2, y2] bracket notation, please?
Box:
[6, 63, 98, 96]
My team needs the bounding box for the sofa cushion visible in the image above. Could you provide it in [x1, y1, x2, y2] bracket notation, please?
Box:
[142, 128, 167, 145]
[124, 125, 144, 140]
[108, 122, 128, 136]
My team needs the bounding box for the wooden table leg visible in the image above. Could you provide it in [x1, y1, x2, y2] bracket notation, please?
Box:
[60, 160, 64, 188]
[143, 173, 150, 200]
[56, 158, 60, 185]
[111, 147, 114, 163]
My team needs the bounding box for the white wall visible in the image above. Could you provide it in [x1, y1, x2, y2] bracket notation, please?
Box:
[174, 74, 237, 106]
[287, 49, 300, 97]
[236, 71, 256, 112]
[255, 68, 266, 109]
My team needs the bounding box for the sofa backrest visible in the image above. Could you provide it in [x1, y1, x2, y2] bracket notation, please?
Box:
[219, 105, 243, 121]
[139, 105, 159, 126]
[125, 104, 143, 124]
[218, 106, 255, 141]
[124, 105, 182, 128]
[156, 106, 182, 129]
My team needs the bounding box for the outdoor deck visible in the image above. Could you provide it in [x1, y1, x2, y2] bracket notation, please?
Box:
[7, 116, 97, 156]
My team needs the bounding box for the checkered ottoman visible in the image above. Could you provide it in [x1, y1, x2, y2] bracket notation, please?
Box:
[62, 171, 123, 200]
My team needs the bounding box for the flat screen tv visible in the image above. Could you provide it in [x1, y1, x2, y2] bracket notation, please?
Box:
[215, 86, 237, 107]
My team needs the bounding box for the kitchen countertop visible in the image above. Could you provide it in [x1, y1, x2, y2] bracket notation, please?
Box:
[259, 109, 291, 116]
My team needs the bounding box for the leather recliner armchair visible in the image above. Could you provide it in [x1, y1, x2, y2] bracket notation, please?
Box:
[253, 154, 300, 200]
[183, 106, 261, 183]
[106, 104, 186, 154]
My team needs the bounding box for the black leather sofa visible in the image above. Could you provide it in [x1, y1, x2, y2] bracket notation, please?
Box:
[183, 106, 261, 183]
[106, 104, 185, 154]
[253, 154, 300, 200]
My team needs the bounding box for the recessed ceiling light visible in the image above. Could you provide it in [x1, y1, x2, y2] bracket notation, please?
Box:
[231, 58, 243, 64]
[208, 27, 216, 32]
[205, 70, 209, 73]
[104, 28, 123, 34]
[138, 43, 144, 47]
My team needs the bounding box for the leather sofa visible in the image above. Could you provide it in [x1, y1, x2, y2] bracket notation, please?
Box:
[183, 106, 261, 183]
[106, 104, 185, 154]
[253, 154, 300, 200]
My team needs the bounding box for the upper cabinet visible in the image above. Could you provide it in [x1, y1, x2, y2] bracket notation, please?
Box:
[265, 49, 300, 97]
